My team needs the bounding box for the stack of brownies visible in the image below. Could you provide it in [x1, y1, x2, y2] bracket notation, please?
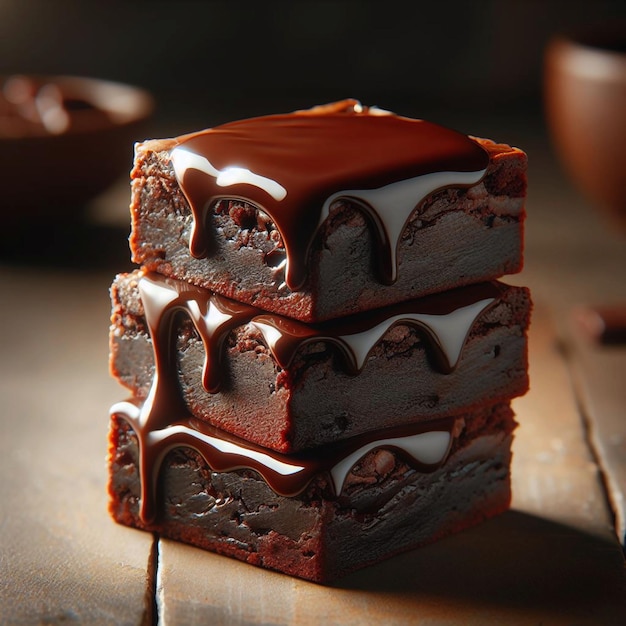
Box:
[108, 100, 530, 584]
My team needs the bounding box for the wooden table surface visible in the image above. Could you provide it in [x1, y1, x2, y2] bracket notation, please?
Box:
[1, 115, 625, 625]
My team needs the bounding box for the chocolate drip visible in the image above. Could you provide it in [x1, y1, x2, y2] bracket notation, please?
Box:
[111, 399, 458, 524]
[139, 271, 499, 387]
[114, 271, 500, 523]
[138, 275, 258, 397]
[170, 100, 489, 289]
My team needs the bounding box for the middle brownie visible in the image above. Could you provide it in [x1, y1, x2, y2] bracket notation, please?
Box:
[110, 270, 530, 453]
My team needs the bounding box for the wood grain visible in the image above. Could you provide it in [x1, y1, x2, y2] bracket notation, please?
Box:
[567, 330, 626, 547]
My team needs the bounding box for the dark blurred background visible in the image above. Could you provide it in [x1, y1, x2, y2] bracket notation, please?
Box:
[2, 0, 625, 133]
[1, 0, 625, 269]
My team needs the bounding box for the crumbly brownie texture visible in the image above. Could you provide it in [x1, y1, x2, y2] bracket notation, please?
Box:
[110, 270, 530, 452]
[109, 103, 530, 583]
[108, 402, 516, 584]
[130, 135, 526, 322]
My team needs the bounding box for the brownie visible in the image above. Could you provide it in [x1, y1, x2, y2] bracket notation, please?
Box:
[108, 100, 531, 583]
[129, 101, 526, 322]
[108, 400, 516, 584]
[110, 270, 530, 452]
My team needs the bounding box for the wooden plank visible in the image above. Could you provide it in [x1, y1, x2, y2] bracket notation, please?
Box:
[514, 125, 626, 549]
[155, 302, 626, 625]
[566, 329, 626, 547]
[0, 269, 155, 625]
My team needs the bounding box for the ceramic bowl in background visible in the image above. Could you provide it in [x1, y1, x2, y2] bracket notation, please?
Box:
[544, 26, 626, 230]
[1, 75, 154, 219]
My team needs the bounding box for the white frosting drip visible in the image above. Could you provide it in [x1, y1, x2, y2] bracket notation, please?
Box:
[329, 430, 452, 494]
[171, 147, 288, 201]
[319, 168, 487, 281]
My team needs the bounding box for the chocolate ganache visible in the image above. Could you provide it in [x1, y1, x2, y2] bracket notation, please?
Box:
[170, 100, 489, 290]
[112, 400, 458, 524]
[112, 271, 500, 523]
[139, 270, 498, 396]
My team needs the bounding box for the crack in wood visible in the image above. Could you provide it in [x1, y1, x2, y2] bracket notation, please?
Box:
[562, 335, 626, 554]
[143, 534, 159, 626]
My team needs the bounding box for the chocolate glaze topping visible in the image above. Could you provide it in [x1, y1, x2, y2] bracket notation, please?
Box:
[112, 399, 458, 524]
[170, 100, 489, 289]
[139, 270, 499, 389]
[112, 271, 501, 522]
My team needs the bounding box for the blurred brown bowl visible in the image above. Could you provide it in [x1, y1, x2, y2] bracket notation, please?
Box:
[1, 75, 154, 218]
[544, 26, 626, 230]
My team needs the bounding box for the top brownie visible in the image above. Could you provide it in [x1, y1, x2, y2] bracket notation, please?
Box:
[130, 100, 526, 322]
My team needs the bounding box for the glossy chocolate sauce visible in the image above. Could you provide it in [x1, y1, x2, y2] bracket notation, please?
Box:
[112, 399, 458, 524]
[170, 100, 489, 289]
[113, 271, 500, 522]
[140, 270, 499, 387]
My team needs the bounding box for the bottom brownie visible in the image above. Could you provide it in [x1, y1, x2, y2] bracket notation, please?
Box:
[108, 402, 515, 584]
